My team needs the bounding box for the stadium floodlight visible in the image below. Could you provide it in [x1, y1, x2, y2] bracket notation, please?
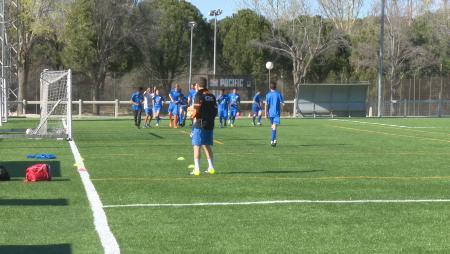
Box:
[188, 21, 197, 86]
[28, 69, 72, 140]
[266, 61, 274, 84]
[209, 9, 222, 77]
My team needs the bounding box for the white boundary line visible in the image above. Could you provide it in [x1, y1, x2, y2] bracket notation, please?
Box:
[69, 140, 120, 254]
[103, 199, 450, 208]
[330, 119, 438, 129]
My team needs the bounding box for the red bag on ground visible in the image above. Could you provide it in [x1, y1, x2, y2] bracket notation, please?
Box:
[25, 164, 51, 182]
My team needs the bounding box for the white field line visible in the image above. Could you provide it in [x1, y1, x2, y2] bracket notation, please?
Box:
[69, 140, 120, 254]
[330, 119, 437, 129]
[103, 199, 450, 208]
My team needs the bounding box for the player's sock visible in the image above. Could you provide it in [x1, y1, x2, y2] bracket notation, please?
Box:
[219, 118, 223, 127]
[252, 116, 256, 125]
[258, 115, 262, 124]
[194, 159, 200, 170]
[271, 129, 276, 141]
[207, 158, 214, 170]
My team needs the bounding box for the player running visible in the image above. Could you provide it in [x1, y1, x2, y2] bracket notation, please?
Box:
[168, 84, 181, 128]
[130, 87, 144, 129]
[217, 89, 229, 128]
[178, 94, 188, 127]
[188, 77, 217, 176]
[265, 81, 284, 147]
[252, 89, 263, 126]
[153, 88, 164, 127]
[228, 88, 240, 127]
[143, 87, 154, 128]
[187, 83, 197, 126]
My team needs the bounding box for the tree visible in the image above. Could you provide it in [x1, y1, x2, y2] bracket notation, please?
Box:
[383, 0, 424, 114]
[131, 0, 210, 92]
[63, 0, 136, 114]
[13, 0, 63, 114]
[218, 9, 271, 78]
[243, 0, 331, 96]
[318, 0, 364, 34]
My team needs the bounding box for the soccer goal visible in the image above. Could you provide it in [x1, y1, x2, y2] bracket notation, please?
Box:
[27, 69, 72, 140]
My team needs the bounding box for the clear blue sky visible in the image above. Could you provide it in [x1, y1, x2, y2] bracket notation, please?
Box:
[186, 0, 374, 19]
[186, 0, 241, 19]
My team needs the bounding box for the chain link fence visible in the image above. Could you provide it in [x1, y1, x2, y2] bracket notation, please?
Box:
[369, 75, 450, 117]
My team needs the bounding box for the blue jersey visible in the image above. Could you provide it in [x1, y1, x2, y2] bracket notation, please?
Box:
[153, 95, 164, 109]
[130, 91, 144, 110]
[188, 89, 196, 106]
[253, 93, 262, 106]
[170, 90, 181, 104]
[180, 96, 188, 109]
[265, 90, 284, 117]
[228, 93, 240, 108]
[217, 94, 229, 111]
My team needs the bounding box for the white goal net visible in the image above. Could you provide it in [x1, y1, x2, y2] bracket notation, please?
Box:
[28, 69, 72, 140]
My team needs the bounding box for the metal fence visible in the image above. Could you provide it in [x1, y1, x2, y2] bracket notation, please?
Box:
[370, 76, 450, 117]
[9, 100, 297, 118]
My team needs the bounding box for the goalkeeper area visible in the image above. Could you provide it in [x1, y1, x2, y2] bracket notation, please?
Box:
[1, 117, 450, 253]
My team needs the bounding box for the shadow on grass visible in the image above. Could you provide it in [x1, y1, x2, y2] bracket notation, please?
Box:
[7, 178, 70, 182]
[0, 161, 61, 177]
[220, 169, 325, 175]
[149, 132, 164, 139]
[0, 199, 68, 206]
[275, 144, 350, 148]
[0, 244, 71, 254]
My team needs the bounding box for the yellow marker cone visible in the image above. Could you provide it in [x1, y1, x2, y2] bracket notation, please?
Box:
[177, 157, 185, 161]
[188, 164, 195, 169]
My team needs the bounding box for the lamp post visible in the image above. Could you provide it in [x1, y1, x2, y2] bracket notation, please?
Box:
[209, 9, 222, 77]
[377, 0, 385, 117]
[188, 21, 197, 86]
[266, 61, 274, 85]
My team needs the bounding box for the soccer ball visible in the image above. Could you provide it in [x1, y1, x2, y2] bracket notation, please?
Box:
[25, 128, 32, 135]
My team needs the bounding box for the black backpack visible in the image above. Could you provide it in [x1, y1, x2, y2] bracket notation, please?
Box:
[0, 166, 10, 181]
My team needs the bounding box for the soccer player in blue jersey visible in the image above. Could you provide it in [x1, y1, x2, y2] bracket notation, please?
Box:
[153, 88, 164, 127]
[265, 81, 284, 147]
[228, 88, 240, 127]
[187, 83, 197, 126]
[217, 89, 229, 128]
[252, 89, 263, 126]
[178, 94, 188, 127]
[130, 87, 144, 129]
[143, 87, 154, 128]
[168, 84, 181, 128]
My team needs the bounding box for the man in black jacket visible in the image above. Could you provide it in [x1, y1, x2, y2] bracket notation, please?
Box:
[188, 77, 217, 176]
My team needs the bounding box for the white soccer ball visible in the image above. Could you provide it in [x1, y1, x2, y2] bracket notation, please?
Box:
[25, 128, 32, 135]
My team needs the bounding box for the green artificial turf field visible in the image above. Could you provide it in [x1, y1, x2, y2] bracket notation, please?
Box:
[1, 117, 450, 253]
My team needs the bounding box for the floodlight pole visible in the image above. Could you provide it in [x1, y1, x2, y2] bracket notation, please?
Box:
[209, 9, 222, 77]
[377, 0, 385, 117]
[188, 21, 197, 86]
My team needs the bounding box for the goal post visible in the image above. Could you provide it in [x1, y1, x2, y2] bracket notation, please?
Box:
[0, 78, 7, 126]
[28, 69, 72, 140]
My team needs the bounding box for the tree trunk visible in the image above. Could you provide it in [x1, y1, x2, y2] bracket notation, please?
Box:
[92, 84, 101, 115]
[17, 62, 30, 115]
